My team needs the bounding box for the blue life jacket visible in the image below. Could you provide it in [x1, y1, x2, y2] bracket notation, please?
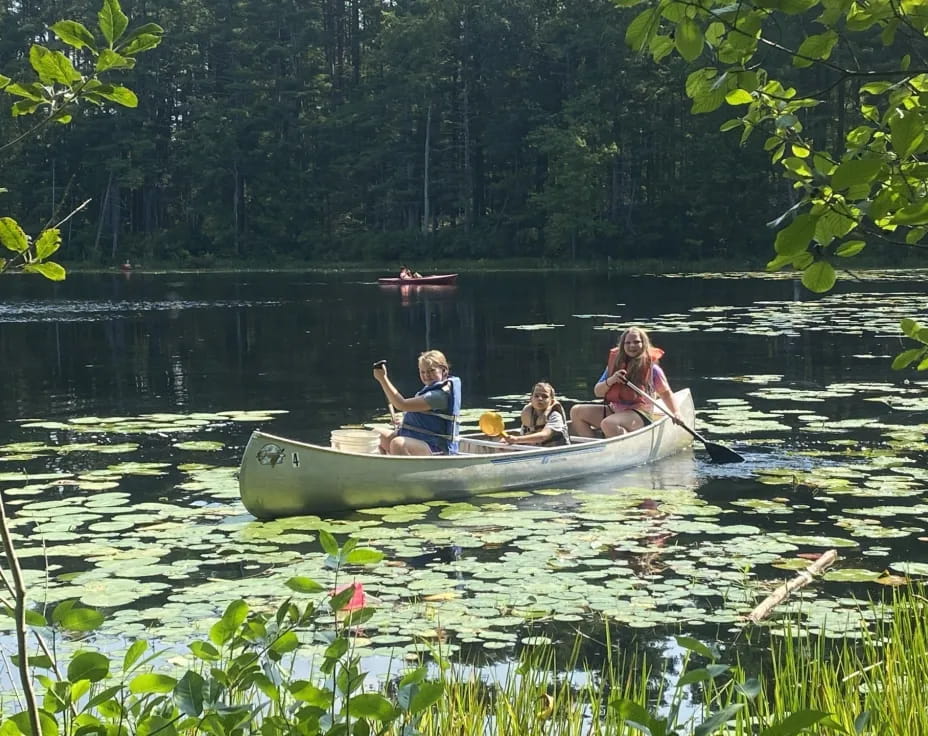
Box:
[398, 376, 461, 454]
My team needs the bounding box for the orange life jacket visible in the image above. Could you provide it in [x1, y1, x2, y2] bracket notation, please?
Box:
[603, 346, 665, 405]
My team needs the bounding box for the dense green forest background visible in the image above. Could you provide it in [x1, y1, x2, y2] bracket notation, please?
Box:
[1, 0, 847, 267]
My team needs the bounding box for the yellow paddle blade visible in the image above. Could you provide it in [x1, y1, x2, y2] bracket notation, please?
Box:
[478, 411, 506, 437]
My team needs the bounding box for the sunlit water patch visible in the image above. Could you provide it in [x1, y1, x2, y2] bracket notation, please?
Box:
[0, 298, 279, 323]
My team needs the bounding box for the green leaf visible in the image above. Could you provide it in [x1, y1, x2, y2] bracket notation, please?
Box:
[794, 31, 838, 68]
[324, 637, 350, 661]
[675, 19, 704, 61]
[891, 348, 924, 370]
[174, 670, 206, 716]
[675, 636, 717, 660]
[51, 21, 98, 51]
[121, 34, 162, 56]
[349, 693, 398, 721]
[5, 82, 44, 102]
[409, 681, 443, 715]
[835, 240, 865, 257]
[695, 703, 745, 735]
[889, 110, 925, 158]
[25, 610, 48, 627]
[320, 530, 339, 557]
[12, 99, 43, 116]
[99, 0, 129, 46]
[900, 318, 921, 337]
[286, 576, 324, 594]
[270, 631, 300, 654]
[759, 710, 832, 736]
[735, 677, 762, 698]
[23, 262, 66, 281]
[123, 639, 148, 671]
[10, 710, 59, 736]
[0, 73, 10, 89]
[67, 651, 110, 683]
[831, 158, 882, 191]
[783, 157, 812, 177]
[625, 8, 660, 52]
[774, 214, 816, 256]
[345, 548, 384, 565]
[29, 45, 82, 85]
[854, 712, 871, 734]
[330, 586, 357, 612]
[801, 260, 836, 293]
[95, 50, 134, 73]
[290, 680, 330, 707]
[343, 607, 376, 628]
[725, 89, 753, 105]
[0, 217, 29, 253]
[129, 673, 177, 694]
[610, 698, 654, 733]
[893, 201, 928, 226]
[189, 640, 221, 661]
[55, 603, 103, 632]
[34, 229, 61, 261]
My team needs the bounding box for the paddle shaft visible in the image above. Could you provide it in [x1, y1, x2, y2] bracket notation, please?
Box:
[621, 379, 716, 445]
[620, 379, 744, 463]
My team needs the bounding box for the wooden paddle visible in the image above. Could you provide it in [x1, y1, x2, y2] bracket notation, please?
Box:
[621, 379, 744, 464]
[478, 411, 508, 438]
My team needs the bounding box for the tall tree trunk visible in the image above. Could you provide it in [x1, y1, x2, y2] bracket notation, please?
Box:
[423, 102, 431, 235]
[94, 171, 112, 260]
[110, 180, 120, 261]
[233, 161, 240, 256]
[351, 0, 360, 86]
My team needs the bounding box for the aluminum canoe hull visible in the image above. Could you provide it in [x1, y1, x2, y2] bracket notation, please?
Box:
[238, 389, 695, 519]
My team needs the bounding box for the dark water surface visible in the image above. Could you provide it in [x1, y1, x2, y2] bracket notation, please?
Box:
[1, 269, 926, 665]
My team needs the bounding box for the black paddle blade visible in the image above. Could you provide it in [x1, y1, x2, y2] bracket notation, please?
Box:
[704, 441, 744, 464]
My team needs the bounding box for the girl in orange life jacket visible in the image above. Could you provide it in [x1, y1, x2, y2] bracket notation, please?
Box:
[373, 349, 461, 455]
[569, 326, 683, 438]
[502, 381, 570, 447]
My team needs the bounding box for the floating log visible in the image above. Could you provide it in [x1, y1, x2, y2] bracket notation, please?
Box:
[747, 549, 838, 624]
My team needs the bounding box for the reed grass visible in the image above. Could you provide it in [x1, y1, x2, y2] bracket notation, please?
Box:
[411, 585, 928, 735]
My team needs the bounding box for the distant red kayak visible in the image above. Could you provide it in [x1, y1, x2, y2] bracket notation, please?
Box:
[378, 274, 457, 286]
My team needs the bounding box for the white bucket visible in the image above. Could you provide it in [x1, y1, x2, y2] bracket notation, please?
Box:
[330, 429, 381, 454]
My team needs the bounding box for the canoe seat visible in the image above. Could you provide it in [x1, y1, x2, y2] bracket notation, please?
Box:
[458, 436, 538, 454]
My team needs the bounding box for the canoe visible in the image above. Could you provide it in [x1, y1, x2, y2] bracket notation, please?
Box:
[238, 389, 696, 519]
[377, 274, 458, 286]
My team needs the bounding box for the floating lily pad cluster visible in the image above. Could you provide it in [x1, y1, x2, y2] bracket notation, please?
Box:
[1, 277, 926, 661]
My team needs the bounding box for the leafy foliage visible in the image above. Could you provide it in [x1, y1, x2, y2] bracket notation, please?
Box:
[0, 0, 163, 281]
[0, 534, 444, 736]
[620, 0, 927, 368]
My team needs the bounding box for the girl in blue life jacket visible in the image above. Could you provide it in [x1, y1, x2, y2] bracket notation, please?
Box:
[373, 350, 461, 455]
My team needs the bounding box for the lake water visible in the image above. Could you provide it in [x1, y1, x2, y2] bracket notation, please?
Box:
[1, 269, 926, 664]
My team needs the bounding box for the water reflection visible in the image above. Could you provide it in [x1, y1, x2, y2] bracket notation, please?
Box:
[0, 270, 925, 681]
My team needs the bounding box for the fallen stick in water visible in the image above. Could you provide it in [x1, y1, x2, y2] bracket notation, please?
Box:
[747, 549, 838, 624]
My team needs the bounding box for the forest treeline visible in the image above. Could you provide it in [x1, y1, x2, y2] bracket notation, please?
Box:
[1, 0, 852, 266]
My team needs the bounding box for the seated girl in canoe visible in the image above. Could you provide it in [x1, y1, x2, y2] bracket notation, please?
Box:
[570, 326, 682, 438]
[373, 350, 461, 455]
[502, 381, 570, 447]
